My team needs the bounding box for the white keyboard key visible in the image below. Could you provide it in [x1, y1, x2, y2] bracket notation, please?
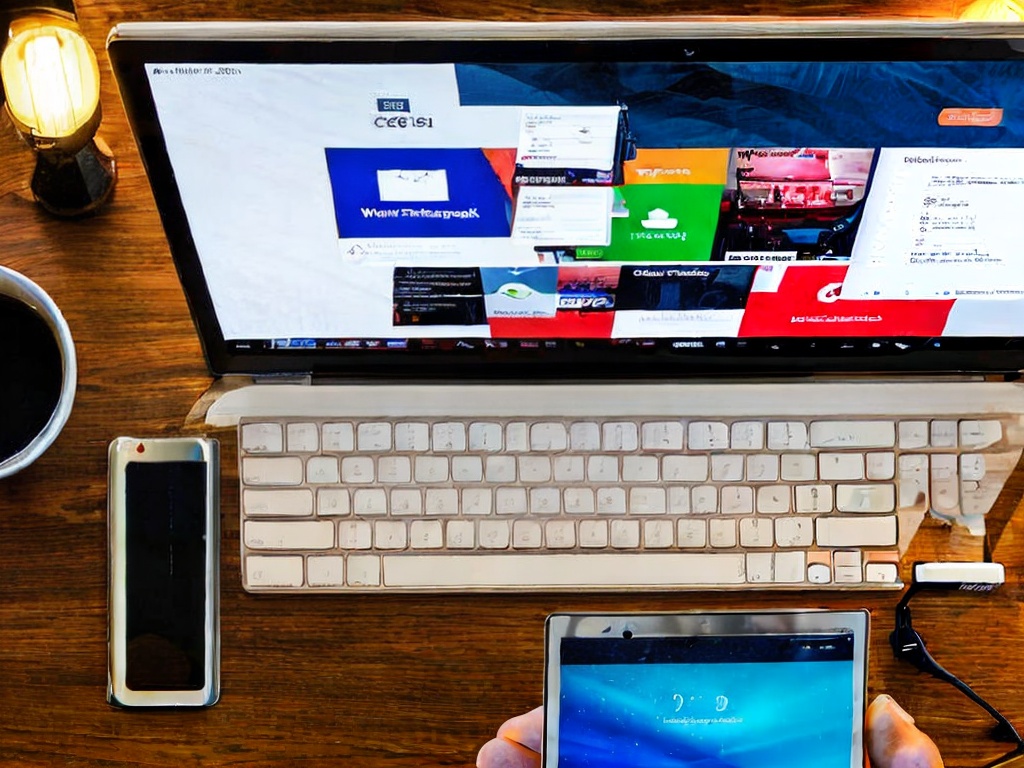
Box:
[479, 520, 511, 549]
[643, 519, 675, 549]
[739, 518, 774, 548]
[322, 422, 355, 452]
[530, 488, 561, 515]
[415, 456, 449, 483]
[569, 422, 601, 451]
[432, 422, 467, 452]
[819, 453, 865, 481]
[642, 421, 684, 450]
[898, 454, 930, 510]
[810, 421, 895, 448]
[546, 520, 576, 549]
[930, 420, 958, 448]
[243, 489, 312, 517]
[835, 484, 895, 513]
[446, 520, 475, 549]
[866, 562, 900, 583]
[519, 456, 552, 483]
[579, 520, 608, 548]
[317, 488, 350, 516]
[381, 553, 747, 588]
[357, 422, 391, 452]
[484, 456, 516, 483]
[409, 520, 443, 549]
[450, 455, 483, 483]
[808, 562, 832, 584]
[505, 422, 529, 452]
[610, 519, 641, 549]
[667, 487, 691, 514]
[246, 555, 303, 587]
[390, 489, 422, 516]
[341, 456, 375, 484]
[781, 454, 817, 482]
[709, 518, 737, 548]
[767, 422, 809, 451]
[774, 551, 806, 584]
[711, 455, 744, 482]
[242, 456, 303, 486]
[378, 456, 413, 484]
[241, 423, 283, 454]
[339, 520, 372, 549]
[531, 422, 568, 451]
[898, 421, 929, 450]
[816, 516, 897, 547]
[866, 452, 896, 481]
[246, 520, 334, 550]
[564, 488, 596, 515]
[730, 421, 764, 451]
[512, 520, 543, 549]
[775, 517, 813, 548]
[795, 484, 833, 514]
[663, 455, 708, 482]
[353, 488, 388, 516]
[425, 489, 460, 516]
[374, 520, 407, 550]
[746, 454, 779, 482]
[394, 422, 429, 452]
[677, 519, 707, 548]
[930, 454, 960, 514]
[596, 487, 627, 515]
[587, 455, 619, 482]
[286, 422, 319, 453]
[603, 422, 639, 451]
[960, 454, 986, 482]
[692, 486, 718, 514]
[307, 456, 340, 484]
[756, 485, 790, 514]
[468, 422, 502, 452]
[347, 555, 381, 587]
[721, 486, 753, 515]
[622, 455, 659, 482]
[688, 421, 729, 450]
[630, 487, 667, 515]
[834, 551, 863, 585]
[462, 488, 492, 516]
[495, 487, 528, 515]
[746, 552, 774, 583]
[307, 555, 345, 587]
[553, 455, 585, 483]
[959, 420, 1002, 450]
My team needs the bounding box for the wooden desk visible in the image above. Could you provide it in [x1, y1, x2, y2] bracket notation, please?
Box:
[2, 2, 1023, 764]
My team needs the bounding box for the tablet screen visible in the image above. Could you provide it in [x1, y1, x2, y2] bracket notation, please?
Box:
[545, 611, 868, 768]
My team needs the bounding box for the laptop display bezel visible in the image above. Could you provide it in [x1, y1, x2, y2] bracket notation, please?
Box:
[107, 22, 1024, 379]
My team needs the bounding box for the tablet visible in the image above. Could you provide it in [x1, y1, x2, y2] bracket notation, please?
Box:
[544, 610, 869, 768]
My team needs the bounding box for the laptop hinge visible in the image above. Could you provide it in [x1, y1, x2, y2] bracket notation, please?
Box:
[253, 373, 313, 386]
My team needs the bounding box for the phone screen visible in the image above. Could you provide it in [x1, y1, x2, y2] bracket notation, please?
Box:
[124, 461, 208, 691]
[556, 632, 856, 767]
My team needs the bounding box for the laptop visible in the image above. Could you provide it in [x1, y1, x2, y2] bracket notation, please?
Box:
[106, 20, 1024, 592]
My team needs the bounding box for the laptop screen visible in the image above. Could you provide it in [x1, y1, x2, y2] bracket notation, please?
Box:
[108, 22, 1024, 377]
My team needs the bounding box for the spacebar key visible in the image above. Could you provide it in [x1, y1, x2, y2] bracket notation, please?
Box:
[383, 553, 746, 588]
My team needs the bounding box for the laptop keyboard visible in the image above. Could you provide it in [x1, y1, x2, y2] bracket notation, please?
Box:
[236, 409, 1020, 592]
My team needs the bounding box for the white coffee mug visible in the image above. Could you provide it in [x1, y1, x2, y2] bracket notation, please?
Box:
[0, 265, 77, 478]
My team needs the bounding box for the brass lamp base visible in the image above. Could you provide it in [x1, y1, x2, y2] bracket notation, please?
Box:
[31, 136, 116, 217]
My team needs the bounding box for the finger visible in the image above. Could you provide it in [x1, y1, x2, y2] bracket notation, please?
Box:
[476, 736, 541, 768]
[495, 706, 544, 754]
[866, 694, 944, 768]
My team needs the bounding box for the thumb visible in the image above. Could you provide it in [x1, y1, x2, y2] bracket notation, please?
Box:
[865, 694, 944, 768]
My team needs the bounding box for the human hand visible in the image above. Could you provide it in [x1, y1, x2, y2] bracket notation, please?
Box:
[475, 694, 943, 768]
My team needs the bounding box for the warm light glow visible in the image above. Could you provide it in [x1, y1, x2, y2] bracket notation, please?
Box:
[0, 15, 101, 141]
[958, 0, 1024, 20]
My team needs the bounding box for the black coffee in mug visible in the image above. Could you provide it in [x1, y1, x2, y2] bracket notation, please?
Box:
[0, 294, 64, 461]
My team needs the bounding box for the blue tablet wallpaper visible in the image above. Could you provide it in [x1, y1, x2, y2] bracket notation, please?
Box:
[557, 635, 855, 768]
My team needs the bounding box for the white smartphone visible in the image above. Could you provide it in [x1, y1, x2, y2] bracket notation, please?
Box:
[107, 436, 220, 707]
[544, 610, 869, 768]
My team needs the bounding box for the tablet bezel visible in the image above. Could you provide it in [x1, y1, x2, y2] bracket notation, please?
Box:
[543, 609, 869, 767]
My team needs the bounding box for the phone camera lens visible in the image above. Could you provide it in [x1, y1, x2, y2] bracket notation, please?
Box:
[622, 629, 633, 640]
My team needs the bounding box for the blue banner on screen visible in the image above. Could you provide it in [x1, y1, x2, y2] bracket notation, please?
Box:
[325, 147, 513, 238]
[557, 635, 855, 767]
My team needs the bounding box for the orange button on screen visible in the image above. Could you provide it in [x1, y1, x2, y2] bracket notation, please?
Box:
[937, 107, 1004, 127]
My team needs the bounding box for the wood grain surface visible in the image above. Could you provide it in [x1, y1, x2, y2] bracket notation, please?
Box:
[1, 1, 1022, 765]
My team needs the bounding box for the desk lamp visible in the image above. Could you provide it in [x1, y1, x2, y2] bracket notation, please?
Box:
[1, 10, 115, 216]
